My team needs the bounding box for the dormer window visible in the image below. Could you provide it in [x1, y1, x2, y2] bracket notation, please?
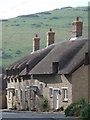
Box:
[52, 62, 59, 73]
[84, 52, 90, 65]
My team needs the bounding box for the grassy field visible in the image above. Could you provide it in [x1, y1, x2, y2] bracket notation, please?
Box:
[1, 6, 88, 68]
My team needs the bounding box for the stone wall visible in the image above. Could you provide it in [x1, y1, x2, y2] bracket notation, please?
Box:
[33, 74, 72, 110]
[72, 65, 89, 103]
[7, 74, 72, 111]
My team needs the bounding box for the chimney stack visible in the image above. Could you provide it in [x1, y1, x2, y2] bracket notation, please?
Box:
[47, 28, 55, 47]
[33, 34, 40, 52]
[72, 17, 83, 37]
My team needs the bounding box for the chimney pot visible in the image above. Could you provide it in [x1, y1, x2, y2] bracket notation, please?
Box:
[36, 34, 38, 37]
[76, 17, 79, 21]
[50, 28, 52, 32]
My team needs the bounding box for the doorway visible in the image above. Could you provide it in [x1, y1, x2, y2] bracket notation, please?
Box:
[53, 88, 59, 110]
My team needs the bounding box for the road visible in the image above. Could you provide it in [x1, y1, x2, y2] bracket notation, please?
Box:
[0, 111, 79, 120]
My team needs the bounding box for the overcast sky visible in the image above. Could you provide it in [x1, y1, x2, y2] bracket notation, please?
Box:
[0, 0, 89, 19]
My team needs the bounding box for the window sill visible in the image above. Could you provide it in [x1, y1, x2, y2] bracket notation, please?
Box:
[40, 94, 43, 97]
[63, 99, 68, 102]
[50, 95, 53, 98]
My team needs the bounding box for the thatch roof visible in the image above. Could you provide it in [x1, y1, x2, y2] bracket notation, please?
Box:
[7, 36, 89, 77]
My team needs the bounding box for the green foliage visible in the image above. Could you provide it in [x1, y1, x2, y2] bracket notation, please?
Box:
[64, 99, 86, 116]
[54, 106, 64, 112]
[80, 105, 90, 120]
[40, 97, 50, 112]
[2, 6, 88, 67]
[41, 97, 48, 109]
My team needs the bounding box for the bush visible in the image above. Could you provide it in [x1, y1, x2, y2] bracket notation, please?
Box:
[64, 99, 86, 116]
[40, 97, 50, 112]
[70, 105, 82, 117]
[80, 105, 90, 120]
[65, 102, 78, 116]
[54, 106, 64, 112]
[41, 97, 48, 108]
[15, 50, 22, 54]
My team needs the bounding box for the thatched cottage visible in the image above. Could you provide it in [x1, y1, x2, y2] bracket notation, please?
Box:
[5, 17, 90, 111]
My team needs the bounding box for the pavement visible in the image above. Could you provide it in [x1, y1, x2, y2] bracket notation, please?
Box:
[0, 109, 80, 120]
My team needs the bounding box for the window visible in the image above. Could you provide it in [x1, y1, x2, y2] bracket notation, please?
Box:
[84, 52, 90, 65]
[15, 78, 17, 83]
[11, 78, 13, 82]
[30, 90, 33, 100]
[49, 87, 53, 97]
[25, 89, 27, 99]
[8, 79, 10, 83]
[15, 89, 18, 98]
[8, 91, 10, 98]
[19, 78, 21, 82]
[62, 87, 68, 102]
[20, 89, 23, 100]
[52, 62, 59, 73]
[40, 83, 43, 95]
[13, 91, 15, 96]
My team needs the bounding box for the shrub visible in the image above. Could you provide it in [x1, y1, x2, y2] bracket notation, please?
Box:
[80, 105, 90, 120]
[65, 102, 78, 116]
[18, 14, 39, 18]
[40, 97, 50, 112]
[37, 12, 51, 15]
[70, 105, 82, 117]
[54, 106, 64, 112]
[64, 99, 86, 116]
[15, 50, 22, 54]
[41, 97, 48, 108]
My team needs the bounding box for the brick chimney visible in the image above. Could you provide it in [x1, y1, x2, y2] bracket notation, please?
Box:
[33, 34, 40, 52]
[47, 28, 55, 47]
[72, 17, 83, 37]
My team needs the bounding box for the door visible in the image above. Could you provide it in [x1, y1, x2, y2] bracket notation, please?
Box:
[53, 89, 59, 110]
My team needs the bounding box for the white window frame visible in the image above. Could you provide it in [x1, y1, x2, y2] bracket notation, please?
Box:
[49, 87, 53, 98]
[39, 82, 43, 95]
[8, 91, 10, 98]
[20, 89, 23, 100]
[25, 89, 27, 99]
[30, 90, 33, 100]
[61, 87, 68, 102]
[15, 89, 18, 99]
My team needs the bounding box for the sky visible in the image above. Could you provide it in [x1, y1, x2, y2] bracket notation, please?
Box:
[0, 0, 89, 19]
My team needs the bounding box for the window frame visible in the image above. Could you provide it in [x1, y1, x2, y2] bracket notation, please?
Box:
[39, 82, 43, 95]
[15, 89, 18, 99]
[30, 90, 33, 100]
[61, 87, 68, 102]
[20, 89, 23, 100]
[25, 89, 27, 100]
[49, 87, 53, 98]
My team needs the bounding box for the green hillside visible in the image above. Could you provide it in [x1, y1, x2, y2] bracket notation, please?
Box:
[1, 6, 88, 68]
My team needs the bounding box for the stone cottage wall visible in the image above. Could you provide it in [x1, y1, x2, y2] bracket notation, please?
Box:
[72, 65, 90, 103]
[7, 74, 72, 111]
[33, 74, 72, 110]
